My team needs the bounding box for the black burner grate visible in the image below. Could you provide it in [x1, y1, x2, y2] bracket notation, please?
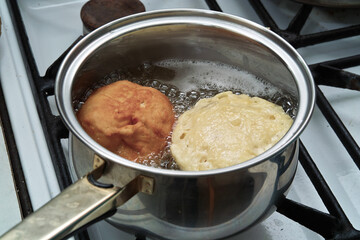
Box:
[6, 0, 360, 239]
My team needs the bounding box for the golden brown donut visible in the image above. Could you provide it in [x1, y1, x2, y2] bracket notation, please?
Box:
[77, 80, 175, 163]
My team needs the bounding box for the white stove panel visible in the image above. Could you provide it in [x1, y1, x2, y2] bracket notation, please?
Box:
[0, 123, 21, 236]
[0, 0, 60, 212]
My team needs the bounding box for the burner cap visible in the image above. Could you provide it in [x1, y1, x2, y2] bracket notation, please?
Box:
[81, 0, 145, 33]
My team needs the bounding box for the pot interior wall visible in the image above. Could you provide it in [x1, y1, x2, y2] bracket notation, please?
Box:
[71, 23, 299, 107]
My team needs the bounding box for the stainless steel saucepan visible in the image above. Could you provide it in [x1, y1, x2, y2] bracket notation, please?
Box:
[1, 9, 315, 240]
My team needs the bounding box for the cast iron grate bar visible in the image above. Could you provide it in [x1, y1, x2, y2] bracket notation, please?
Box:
[313, 55, 360, 70]
[286, 4, 313, 34]
[277, 198, 340, 239]
[308, 59, 360, 169]
[277, 127, 360, 238]
[292, 25, 360, 49]
[205, 0, 222, 11]
[277, 142, 360, 239]
[310, 55, 360, 91]
[248, 0, 279, 31]
[315, 85, 360, 170]
[311, 65, 360, 90]
[249, 0, 360, 48]
[0, 80, 33, 218]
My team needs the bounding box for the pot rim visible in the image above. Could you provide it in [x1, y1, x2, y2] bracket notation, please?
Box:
[55, 9, 315, 177]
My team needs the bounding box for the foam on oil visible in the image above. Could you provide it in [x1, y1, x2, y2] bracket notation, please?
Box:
[154, 59, 280, 97]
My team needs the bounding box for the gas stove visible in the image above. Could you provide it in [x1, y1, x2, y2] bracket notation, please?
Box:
[0, 0, 359, 239]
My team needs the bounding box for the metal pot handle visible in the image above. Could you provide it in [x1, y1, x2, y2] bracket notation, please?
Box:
[0, 157, 154, 240]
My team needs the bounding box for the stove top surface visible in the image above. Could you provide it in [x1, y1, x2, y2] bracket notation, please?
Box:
[0, 0, 359, 239]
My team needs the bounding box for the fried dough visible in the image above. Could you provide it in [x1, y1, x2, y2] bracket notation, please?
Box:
[171, 91, 293, 171]
[77, 80, 175, 162]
